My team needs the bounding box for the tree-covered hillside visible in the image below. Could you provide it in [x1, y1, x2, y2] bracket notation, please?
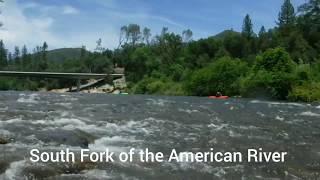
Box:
[46, 48, 87, 63]
[0, 0, 320, 102]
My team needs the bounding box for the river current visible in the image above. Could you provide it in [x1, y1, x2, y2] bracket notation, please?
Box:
[0, 92, 319, 179]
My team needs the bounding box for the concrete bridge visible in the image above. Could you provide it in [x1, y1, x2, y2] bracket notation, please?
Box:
[0, 71, 125, 92]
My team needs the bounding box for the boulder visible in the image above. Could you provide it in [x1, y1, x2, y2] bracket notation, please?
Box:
[0, 137, 9, 145]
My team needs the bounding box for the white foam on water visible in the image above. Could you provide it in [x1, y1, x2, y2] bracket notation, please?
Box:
[316, 105, 320, 109]
[17, 93, 40, 103]
[93, 136, 140, 144]
[104, 120, 152, 135]
[178, 108, 199, 114]
[250, 100, 306, 107]
[214, 168, 226, 178]
[83, 169, 112, 179]
[118, 173, 140, 180]
[56, 110, 72, 117]
[208, 123, 228, 131]
[146, 98, 174, 106]
[0, 118, 23, 125]
[28, 118, 86, 127]
[171, 159, 244, 177]
[1, 160, 26, 179]
[5, 142, 83, 152]
[0, 116, 106, 134]
[33, 117, 107, 133]
[88, 139, 131, 153]
[256, 112, 265, 117]
[54, 102, 72, 108]
[60, 95, 78, 101]
[228, 130, 242, 138]
[300, 111, 320, 117]
[0, 106, 8, 111]
[276, 116, 285, 121]
[238, 125, 259, 130]
[278, 132, 290, 140]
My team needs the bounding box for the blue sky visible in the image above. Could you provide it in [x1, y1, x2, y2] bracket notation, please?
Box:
[0, 0, 305, 51]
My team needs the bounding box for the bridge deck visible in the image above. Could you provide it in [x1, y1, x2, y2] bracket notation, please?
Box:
[0, 71, 124, 80]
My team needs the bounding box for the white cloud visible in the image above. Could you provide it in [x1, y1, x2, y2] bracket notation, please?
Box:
[0, 0, 61, 51]
[0, 0, 184, 52]
[0, 1, 120, 51]
[62, 5, 79, 15]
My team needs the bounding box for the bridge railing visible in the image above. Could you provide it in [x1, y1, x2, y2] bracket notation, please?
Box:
[0, 71, 124, 80]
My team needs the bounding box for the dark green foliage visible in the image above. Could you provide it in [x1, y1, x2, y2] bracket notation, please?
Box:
[242, 14, 255, 39]
[47, 48, 86, 62]
[0, 40, 7, 68]
[186, 57, 248, 96]
[289, 82, 320, 102]
[132, 76, 186, 96]
[241, 48, 296, 99]
[278, 0, 296, 27]
[254, 47, 295, 73]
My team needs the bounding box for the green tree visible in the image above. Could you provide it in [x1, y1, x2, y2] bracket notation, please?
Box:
[127, 24, 141, 46]
[258, 26, 266, 37]
[40, 42, 48, 70]
[142, 27, 151, 45]
[258, 26, 269, 52]
[255, 47, 295, 73]
[187, 57, 248, 96]
[21, 45, 28, 70]
[242, 48, 296, 99]
[297, 0, 320, 53]
[242, 14, 254, 39]
[278, 0, 296, 27]
[95, 38, 105, 52]
[0, 40, 7, 68]
[298, 0, 320, 24]
[182, 29, 193, 43]
[119, 25, 128, 47]
[80, 45, 86, 60]
[156, 32, 183, 67]
[13, 46, 20, 69]
[7, 52, 12, 64]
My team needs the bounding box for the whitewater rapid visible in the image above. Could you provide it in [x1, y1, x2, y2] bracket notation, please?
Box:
[0, 92, 319, 179]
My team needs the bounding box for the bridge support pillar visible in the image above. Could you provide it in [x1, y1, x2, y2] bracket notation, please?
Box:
[77, 79, 81, 92]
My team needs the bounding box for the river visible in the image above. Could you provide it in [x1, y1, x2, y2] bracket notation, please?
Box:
[0, 92, 319, 179]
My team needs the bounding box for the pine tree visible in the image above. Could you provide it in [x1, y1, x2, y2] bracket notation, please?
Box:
[21, 45, 29, 70]
[0, 40, 7, 68]
[13, 46, 20, 69]
[258, 26, 269, 52]
[258, 26, 266, 37]
[298, 0, 320, 24]
[80, 45, 86, 60]
[7, 52, 12, 63]
[242, 14, 254, 39]
[278, 0, 296, 27]
[40, 42, 48, 70]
